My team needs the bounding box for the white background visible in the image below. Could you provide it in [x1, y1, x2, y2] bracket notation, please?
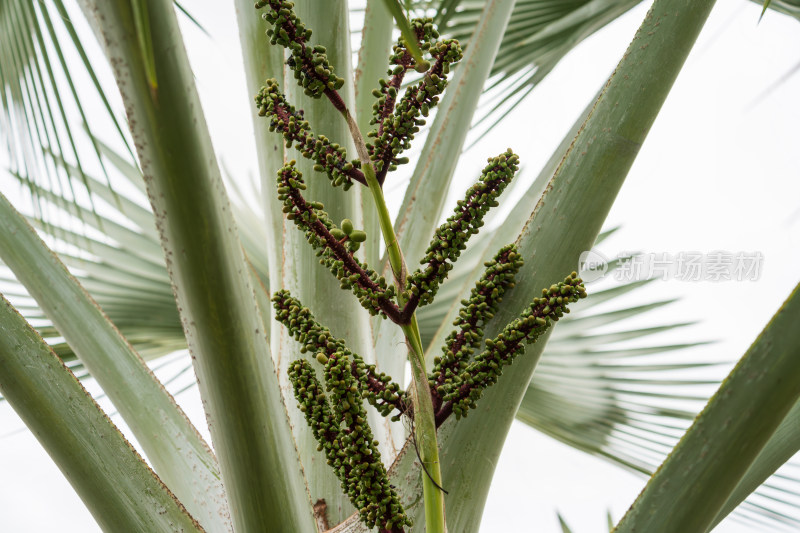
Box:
[1, 0, 799, 531]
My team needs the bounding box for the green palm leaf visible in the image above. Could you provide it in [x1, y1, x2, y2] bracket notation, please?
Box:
[410, 0, 800, 138]
[0, 293, 203, 532]
[615, 283, 800, 533]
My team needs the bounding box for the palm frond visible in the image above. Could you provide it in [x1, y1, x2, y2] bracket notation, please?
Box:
[410, 0, 800, 138]
[761, 0, 800, 19]
[13, 138, 798, 530]
[0, 137, 269, 369]
[0, 0, 130, 225]
[2, 1, 799, 530]
[0, 0, 204, 230]
[443, 0, 640, 141]
[516, 258, 800, 531]
[614, 283, 800, 533]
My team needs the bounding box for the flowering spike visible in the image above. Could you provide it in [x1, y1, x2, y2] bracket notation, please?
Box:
[272, 289, 406, 417]
[288, 356, 410, 531]
[323, 351, 412, 531]
[405, 150, 520, 309]
[256, 80, 365, 188]
[371, 19, 439, 125]
[430, 244, 524, 408]
[288, 359, 339, 449]
[435, 273, 587, 425]
[254, 0, 345, 101]
[275, 162, 404, 319]
[369, 19, 463, 183]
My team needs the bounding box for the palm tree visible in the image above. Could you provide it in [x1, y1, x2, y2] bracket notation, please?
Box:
[1, 0, 799, 531]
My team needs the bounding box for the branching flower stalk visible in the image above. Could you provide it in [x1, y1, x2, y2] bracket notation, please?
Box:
[360, 162, 447, 533]
[253, 2, 587, 531]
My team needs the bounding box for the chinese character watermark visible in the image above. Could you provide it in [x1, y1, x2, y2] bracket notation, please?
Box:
[578, 250, 763, 283]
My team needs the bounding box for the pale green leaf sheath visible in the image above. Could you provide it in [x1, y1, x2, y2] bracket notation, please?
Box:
[0, 193, 230, 532]
[76, 0, 316, 531]
[0, 295, 202, 533]
[233, 0, 287, 291]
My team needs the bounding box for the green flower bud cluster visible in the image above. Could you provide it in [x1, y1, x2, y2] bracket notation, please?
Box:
[370, 18, 439, 124]
[368, 19, 440, 148]
[272, 289, 406, 417]
[288, 358, 338, 448]
[431, 244, 523, 398]
[330, 218, 368, 252]
[256, 80, 364, 189]
[288, 356, 410, 531]
[254, 0, 345, 98]
[324, 351, 411, 530]
[435, 273, 586, 423]
[369, 22, 463, 182]
[405, 150, 520, 308]
[276, 162, 397, 317]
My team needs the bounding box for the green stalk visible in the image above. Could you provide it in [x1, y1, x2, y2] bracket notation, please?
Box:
[355, 0, 394, 269]
[233, 0, 286, 291]
[344, 97, 445, 529]
[362, 163, 445, 533]
[380, 0, 429, 72]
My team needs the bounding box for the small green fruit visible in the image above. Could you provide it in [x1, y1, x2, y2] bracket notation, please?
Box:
[341, 219, 354, 235]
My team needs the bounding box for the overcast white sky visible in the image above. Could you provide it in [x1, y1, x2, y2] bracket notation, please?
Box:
[1, 0, 799, 532]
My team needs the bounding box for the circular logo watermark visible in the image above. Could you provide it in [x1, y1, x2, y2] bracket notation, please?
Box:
[578, 249, 609, 283]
